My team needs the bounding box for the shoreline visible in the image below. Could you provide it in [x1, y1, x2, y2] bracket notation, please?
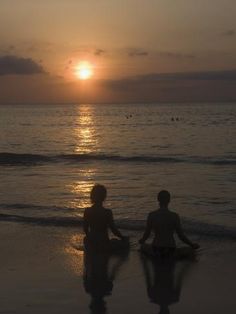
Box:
[0, 221, 235, 313]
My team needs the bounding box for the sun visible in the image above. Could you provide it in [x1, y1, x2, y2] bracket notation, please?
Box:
[75, 62, 93, 80]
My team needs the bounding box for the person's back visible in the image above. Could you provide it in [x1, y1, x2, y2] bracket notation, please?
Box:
[83, 184, 128, 251]
[149, 209, 179, 248]
[84, 205, 113, 245]
[139, 190, 199, 257]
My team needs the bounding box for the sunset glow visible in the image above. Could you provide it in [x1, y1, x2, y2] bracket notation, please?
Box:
[1, 1, 236, 103]
[75, 62, 93, 80]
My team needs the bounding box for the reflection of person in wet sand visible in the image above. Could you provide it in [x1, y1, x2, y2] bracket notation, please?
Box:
[83, 184, 129, 253]
[83, 249, 129, 314]
[140, 254, 194, 314]
[139, 190, 199, 259]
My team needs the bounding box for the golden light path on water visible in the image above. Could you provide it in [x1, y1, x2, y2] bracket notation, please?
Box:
[69, 177, 95, 210]
[66, 105, 98, 212]
[75, 104, 97, 154]
[64, 233, 85, 276]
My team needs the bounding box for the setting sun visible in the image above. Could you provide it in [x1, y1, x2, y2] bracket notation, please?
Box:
[75, 62, 93, 80]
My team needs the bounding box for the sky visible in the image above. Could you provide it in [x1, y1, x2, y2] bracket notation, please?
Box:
[0, 0, 236, 103]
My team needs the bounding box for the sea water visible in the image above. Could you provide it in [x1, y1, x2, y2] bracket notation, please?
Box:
[0, 103, 235, 238]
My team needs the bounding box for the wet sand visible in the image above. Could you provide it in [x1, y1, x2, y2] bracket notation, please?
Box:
[0, 222, 235, 314]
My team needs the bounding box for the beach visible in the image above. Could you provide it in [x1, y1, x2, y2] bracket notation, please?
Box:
[1, 0, 236, 311]
[0, 103, 236, 313]
[1, 221, 235, 314]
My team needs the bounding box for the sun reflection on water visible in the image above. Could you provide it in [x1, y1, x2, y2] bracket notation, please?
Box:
[66, 105, 99, 212]
[75, 104, 98, 154]
[68, 178, 94, 211]
[64, 233, 84, 276]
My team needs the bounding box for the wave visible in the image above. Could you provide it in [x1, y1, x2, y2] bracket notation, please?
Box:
[0, 203, 76, 212]
[0, 212, 235, 240]
[0, 153, 52, 165]
[0, 152, 236, 166]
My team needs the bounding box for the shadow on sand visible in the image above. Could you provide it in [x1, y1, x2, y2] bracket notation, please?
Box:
[140, 253, 196, 314]
[83, 249, 129, 314]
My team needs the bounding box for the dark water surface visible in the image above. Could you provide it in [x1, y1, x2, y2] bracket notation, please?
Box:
[0, 103, 235, 236]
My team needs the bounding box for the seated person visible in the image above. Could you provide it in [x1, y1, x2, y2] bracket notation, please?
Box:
[83, 184, 129, 252]
[139, 190, 199, 258]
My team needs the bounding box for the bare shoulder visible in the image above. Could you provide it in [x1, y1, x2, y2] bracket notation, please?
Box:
[148, 210, 158, 219]
[83, 206, 91, 218]
[168, 210, 180, 220]
[84, 206, 92, 213]
[104, 208, 113, 215]
[104, 207, 112, 212]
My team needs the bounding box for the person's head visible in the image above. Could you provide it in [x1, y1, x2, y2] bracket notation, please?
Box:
[157, 190, 171, 207]
[90, 184, 107, 205]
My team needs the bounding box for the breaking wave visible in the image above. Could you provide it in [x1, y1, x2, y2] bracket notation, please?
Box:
[0, 152, 235, 166]
[0, 212, 235, 240]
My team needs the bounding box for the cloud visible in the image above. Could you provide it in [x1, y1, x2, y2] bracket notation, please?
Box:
[221, 29, 235, 37]
[127, 49, 195, 59]
[7, 45, 15, 52]
[0, 45, 16, 55]
[94, 49, 106, 56]
[157, 51, 196, 59]
[0, 55, 45, 76]
[104, 70, 236, 91]
[97, 69, 236, 103]
[139, 70, 236, 81]
[128, 49, 149, 57]
[26, 41, 54, 53]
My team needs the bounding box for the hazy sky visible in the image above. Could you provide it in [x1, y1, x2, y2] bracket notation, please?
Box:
[0, 0, 236, 103]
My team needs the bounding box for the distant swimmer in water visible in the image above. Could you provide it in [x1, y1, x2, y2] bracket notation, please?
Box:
[171, 117, 180, 121]
[139, 190, 200, 259]
[83, 184, 129, 252]
[126, 114, 133, 119]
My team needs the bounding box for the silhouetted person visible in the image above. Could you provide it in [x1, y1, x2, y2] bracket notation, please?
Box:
[84, 246, 129, 314]
[140, 253, 194, 314]
[139, 190, 199, 258]
[83, 184, 129, 252]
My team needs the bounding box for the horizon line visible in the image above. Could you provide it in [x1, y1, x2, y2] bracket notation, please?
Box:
[0, 100, 236, 106]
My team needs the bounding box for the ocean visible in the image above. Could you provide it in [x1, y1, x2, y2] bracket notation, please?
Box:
[0, 103, 235, 239]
